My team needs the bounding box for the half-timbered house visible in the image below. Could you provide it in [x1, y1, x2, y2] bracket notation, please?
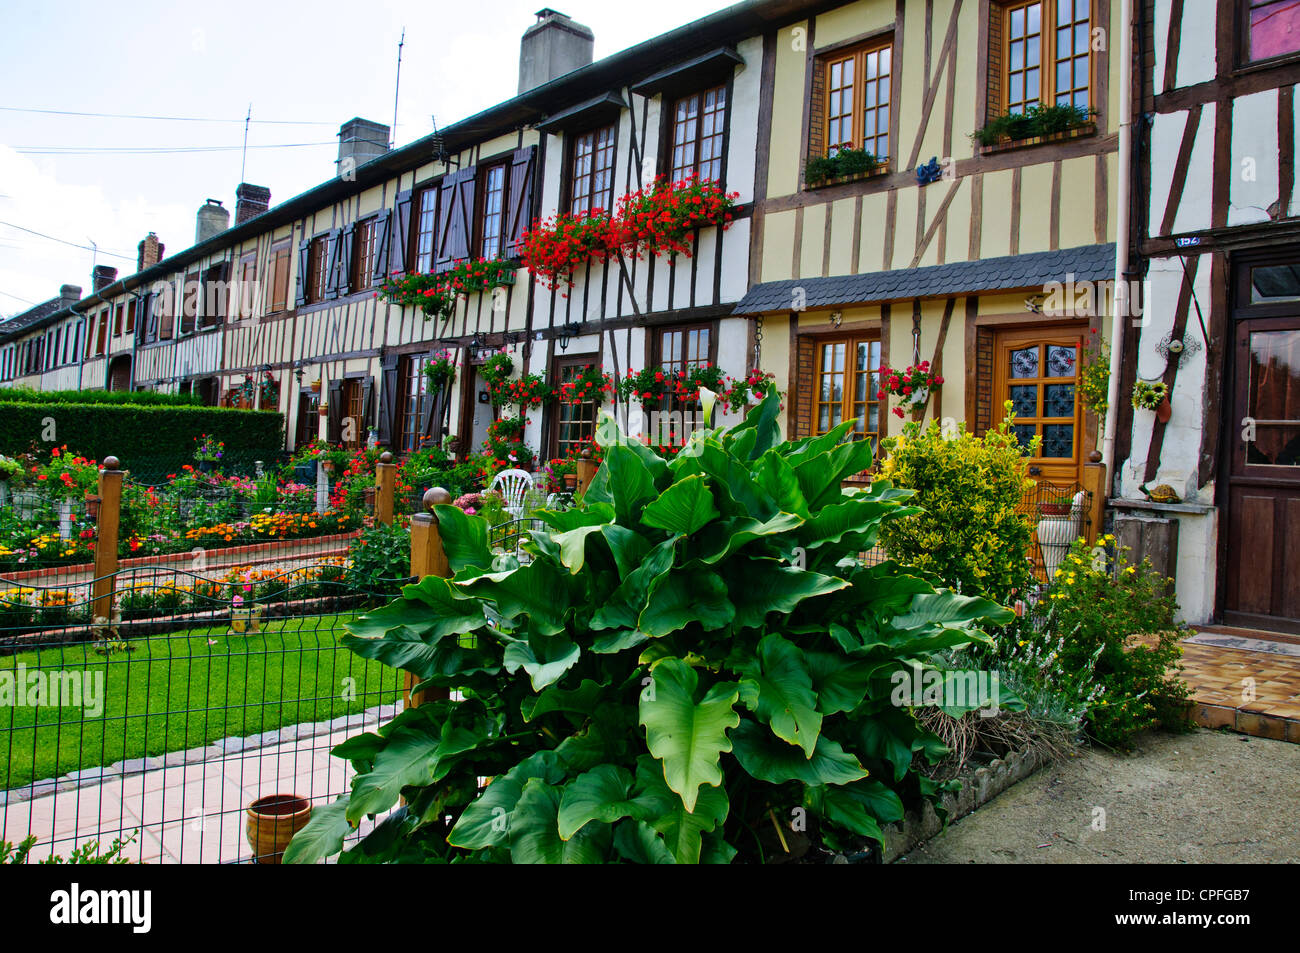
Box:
[733, 0, 1122, 511]
[1113, 0, 1300, 631]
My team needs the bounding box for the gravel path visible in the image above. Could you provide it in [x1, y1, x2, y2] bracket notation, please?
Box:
[897, 728, 1300, 864]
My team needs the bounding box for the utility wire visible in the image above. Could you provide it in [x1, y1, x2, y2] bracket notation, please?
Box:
[0, 220, 136, 261]
[13, 141, 336, 156]
[0, 105, 336, 125]
[0, 290, 39, 305]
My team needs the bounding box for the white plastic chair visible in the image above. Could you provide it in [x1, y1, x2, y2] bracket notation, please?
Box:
[488, 468, 534, 519]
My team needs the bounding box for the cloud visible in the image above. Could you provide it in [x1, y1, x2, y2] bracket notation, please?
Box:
[0, 146, 190, 315]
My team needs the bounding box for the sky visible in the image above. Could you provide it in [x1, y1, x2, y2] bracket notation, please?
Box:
[0, 0, 737, 318]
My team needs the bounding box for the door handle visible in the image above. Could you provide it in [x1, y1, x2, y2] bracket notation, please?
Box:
[1028, 465, 1042, 475]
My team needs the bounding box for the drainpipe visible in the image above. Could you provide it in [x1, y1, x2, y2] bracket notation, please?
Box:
[1102, 0, 1135, 479]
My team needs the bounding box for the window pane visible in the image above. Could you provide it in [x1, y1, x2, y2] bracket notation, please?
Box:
[1041, 423, 1074, 458]
[1046, 345, 1077, 377]
[1044, 383, 1076, 417]
[1251, 263, 1300, 302]
[1246, 328, 1300, 466]
[1010, 346, 1039, 378]
[1248, 0, 1300, 61]
[1010, 384, 1038, 416]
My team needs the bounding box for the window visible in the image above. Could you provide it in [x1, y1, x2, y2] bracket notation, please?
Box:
[306, 236, 329, 304]
[126, 299, 136, 334]
[1001, 0, 1091, 114]
[551, 357, 601, 459]
[352, 218, 378, 292]
[824, 41, 892, 159]
[414, 187, 438, 273]
[569, 124, 616, 215]
[479, 164, 507, 259]
[342, 378, 365, 450]
[181, 270, 200, 334]
[653, 324, 714, 442]
[158, 283, 175, 341]
[813, 338, 883, 451]
[296, 390, 320, 448]
[1243, 0, 1300, 62]
[267, 241, 291, 313]
[670, 86, 726, 182]
[95, 309, 109, 356]
[396, 354, 429, 453]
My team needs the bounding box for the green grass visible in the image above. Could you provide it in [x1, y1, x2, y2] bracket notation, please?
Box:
[0, 612, 402, 788]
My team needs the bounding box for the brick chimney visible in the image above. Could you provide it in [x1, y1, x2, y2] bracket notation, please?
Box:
[336, 118, 390, 176]
[235, 183, 271, 225]
[92, 266, 118, 293]
[137, 232, 164, 273]
[519, 9, 593, 94]
[196, 198, 230, 243]
[59, 284, 83, 306]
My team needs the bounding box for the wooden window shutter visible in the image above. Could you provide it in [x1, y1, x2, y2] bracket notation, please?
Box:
[295, 239, 311, 307]
[794, 335, 815, 438]
[371, 209, 393, 284]
[323, 230, 340, 300]
[327, 380, 344, 443]
[362, 375, 376, 432]
[376, 353, 401, 446]
[337, 223, 356, 297]
[391, 190, 413, 276]
[435, 166, 476, 272]
[504, 146, 537, 259]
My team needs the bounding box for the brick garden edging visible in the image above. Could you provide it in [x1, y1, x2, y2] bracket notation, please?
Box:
[1, 531, 361, 584]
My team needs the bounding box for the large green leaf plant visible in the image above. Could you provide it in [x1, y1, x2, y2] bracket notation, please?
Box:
[286, 391, 1012, 864]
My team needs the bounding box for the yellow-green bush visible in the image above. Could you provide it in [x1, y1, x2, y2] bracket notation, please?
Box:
[877, 406, 1037, 604]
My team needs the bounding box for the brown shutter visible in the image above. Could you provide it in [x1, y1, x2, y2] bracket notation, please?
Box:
[372, 209, 392, 283]
[324, 229, 343, 300]
[435, 166, 476, 272]
[337, 223, 356, 297]
[295, 239, 311, 307]
[390, 190, 413, 276]
[326, 379, 344, 443]
[376, 352, 401, 447]
[794, 335, 815, 438]
[504, 146, 537, 259]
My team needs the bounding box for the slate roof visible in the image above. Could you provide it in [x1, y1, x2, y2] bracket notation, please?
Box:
[0, 297, 70, 342]
[732, 243, 1117, 314]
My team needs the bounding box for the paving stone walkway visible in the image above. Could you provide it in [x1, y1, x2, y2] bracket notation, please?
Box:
[2, 703, 397, 863]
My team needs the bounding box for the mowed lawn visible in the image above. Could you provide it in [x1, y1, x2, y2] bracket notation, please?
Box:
[0, 613, 402, 788]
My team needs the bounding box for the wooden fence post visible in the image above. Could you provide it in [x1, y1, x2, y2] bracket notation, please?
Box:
[405, 486, 452, 707]
[375, 451, 396, 526]
[1082, 454, 1108, 546]
[575, 448, 597, 498]
[91, 455, 124, 636]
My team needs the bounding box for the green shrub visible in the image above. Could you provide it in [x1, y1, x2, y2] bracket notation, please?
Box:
[877, 409, 1037, 605]
[284, 392, 1013, 865]
[0, 403, 283, 476]
[0, 387, 199, 406]
[804, 147, 881, 186]
[972, 103, 1096, 146]
[346, 523, 412, 595]
[1034, 537, 1189, 747]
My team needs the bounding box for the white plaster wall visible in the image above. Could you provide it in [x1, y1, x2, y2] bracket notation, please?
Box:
[1149, 105, 1217, 234]
[1118, 255, 1212, 503]
[1229, 88, 1280, 226]
[1172, 510, 1218, 623]
[1173, 0, 1218, 88]
[726, 36, 763, 206]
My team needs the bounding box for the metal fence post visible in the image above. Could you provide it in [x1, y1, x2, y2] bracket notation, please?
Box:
[405, 486, 452, 707]
[375, 451, 396, 525]
[575, 448, 597, 498]
[92, 455, 123, 635]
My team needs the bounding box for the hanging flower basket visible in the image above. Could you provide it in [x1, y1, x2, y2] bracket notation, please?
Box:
[611, 175, 739, 260]
[877, 362, 944, 419]
[424, 348, 458, 390]
[520, 210, 619, 291]
[557, 365, 614, 404]
[378, 272, 457, 320]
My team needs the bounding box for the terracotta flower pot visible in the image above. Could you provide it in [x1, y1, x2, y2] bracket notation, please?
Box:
[563, 473, 577, 491]
[246, 794, 312, 864]
[310, 379, 322, 393]
[1155, 396, 1172, 424]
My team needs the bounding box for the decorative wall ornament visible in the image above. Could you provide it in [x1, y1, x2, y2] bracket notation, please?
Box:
[1155, 333, 1201, 368]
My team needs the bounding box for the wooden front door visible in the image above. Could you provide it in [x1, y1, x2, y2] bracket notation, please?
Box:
[1223, 316, 1300, 632]
[342, 379, 365, 449]
[993, 326, 1086, 486]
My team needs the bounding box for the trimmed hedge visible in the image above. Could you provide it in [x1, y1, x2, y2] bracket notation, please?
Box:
[0, 387, 200, 406]
[0, 402, 284, 476]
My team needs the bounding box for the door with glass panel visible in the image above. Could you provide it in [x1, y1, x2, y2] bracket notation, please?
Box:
[993, 327, 1084, 486]
[812, 336, 882, 455]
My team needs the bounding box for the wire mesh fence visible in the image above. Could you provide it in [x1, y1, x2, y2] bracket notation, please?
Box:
[0, 572, 405, 864]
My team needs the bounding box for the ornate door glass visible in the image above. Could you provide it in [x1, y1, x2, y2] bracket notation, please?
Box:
[1005, 342, 1078, 459]
[1245, 328, 1300, 467]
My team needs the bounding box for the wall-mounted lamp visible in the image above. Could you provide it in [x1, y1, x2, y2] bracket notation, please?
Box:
[558, 320, 581, 351]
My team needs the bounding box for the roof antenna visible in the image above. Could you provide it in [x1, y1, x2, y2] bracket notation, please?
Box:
[391, 28, 405, 149]
[239, 103, 251, 181]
